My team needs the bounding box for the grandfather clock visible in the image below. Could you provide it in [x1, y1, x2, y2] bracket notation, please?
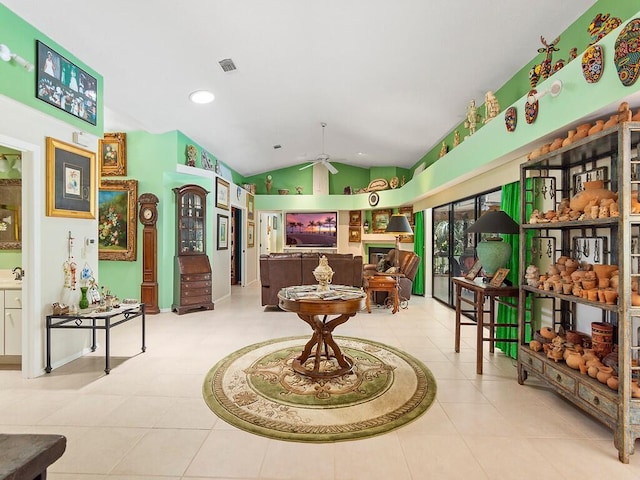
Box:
[138, 193, 160, 314]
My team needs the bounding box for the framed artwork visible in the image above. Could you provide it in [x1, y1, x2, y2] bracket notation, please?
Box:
[399, 234, 414, 243]
[217, 214, 229, 250]
[372, 209, 391, 233]
[349, 210, 361, 226]
[99, 132, 127, 177]
[46, 137, 95, 219]
[399, 206, 414, 226]
[36, 40, 98, 125]
[98, 179, 138, 261]
[247, 221, 255, 247]
[490, 268, 510, 287]
[247, 194, 255, 221]
[465, 260, 483, 280]
[0, 179, 21, 249]
[349, 226, 361, 242]
[216, 177, 230, 210]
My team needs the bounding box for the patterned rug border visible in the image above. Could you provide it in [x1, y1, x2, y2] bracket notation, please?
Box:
[202, 335, 437, 442]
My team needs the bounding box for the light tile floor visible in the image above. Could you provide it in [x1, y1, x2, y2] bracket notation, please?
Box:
[2, 283, 640, 479]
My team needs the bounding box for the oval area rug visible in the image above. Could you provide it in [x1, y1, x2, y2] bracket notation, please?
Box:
[202, 335, 437, 442]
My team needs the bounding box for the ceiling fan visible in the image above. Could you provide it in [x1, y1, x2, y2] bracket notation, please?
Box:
[299, 122, 339, 174]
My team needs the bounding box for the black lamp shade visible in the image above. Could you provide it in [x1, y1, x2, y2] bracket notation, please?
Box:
[465, 210, 519, 235]
[385, 214, 413, 235]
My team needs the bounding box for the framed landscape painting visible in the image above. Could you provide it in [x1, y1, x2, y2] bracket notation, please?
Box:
[98, 179, 138, 261]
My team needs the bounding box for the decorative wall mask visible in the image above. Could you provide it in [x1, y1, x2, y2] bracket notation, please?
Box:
[588, 13, 621, 45]
[524, 91, 538, 124]
[614, 19, 640, 87]
[504, 107, 517, 132]
[582, 45, 604, 83]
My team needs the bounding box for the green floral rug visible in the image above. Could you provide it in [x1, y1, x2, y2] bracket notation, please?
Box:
[202, 336, 437, 442]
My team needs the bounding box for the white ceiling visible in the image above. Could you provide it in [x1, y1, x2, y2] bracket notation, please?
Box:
[3, 0, 598, 176]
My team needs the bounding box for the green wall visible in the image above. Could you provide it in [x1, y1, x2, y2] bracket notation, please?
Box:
[0, 4, 103, 136]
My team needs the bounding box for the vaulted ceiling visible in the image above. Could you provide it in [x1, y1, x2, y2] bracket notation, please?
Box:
[4, 0, 598, 176]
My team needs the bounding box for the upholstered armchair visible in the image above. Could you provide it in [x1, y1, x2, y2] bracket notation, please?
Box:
[363, 249, 421, 303]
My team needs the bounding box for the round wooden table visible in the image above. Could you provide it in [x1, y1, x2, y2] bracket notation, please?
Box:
[278, 286, 366, 379]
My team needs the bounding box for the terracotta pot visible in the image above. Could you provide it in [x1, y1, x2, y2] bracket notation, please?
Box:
[566, 351, 583, 370]
[570, 180, 617, 212]
[592, 264, 618, 281]
[607, 375, 619, 390]
[582, 279, 597, 290]
[604, 289, 618, 305]
[566, 330, 584, 345]
[588, 120, 605, 135]
[549, 138, 564, 151]
[598, 289, 607, 303]
[604, 114, 619, 129]
[529, 340, 542, 352]
[587, 289, 599, 301]
[596, 365, 614, 384]
[540, 326, 556, 340]
[573, 123, 591, 141]
[579, 363, 588, 375]
[562, 129, 576, 147]
[633, 292, 640, 306]
[588, 365, 599, 378]
[562, 282, 573, 295]
[598, 278, 610, 289]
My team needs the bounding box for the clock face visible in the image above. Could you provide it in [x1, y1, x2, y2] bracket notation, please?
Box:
[143, 208, 153, 220]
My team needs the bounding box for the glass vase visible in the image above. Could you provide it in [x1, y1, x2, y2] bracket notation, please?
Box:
[79, 286, 89, 310]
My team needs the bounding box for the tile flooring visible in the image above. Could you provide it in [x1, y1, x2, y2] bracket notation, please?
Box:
[2, 283, 640, 479]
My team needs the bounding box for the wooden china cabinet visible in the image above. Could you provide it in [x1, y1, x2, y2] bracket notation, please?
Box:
[172, 184, 215, 315]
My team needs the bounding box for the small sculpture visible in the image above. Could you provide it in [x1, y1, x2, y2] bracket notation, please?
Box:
[537, 35, 560, 80]
[313, 255, 334, 292]
[464, 100, 481, 136]
[483, 91, 500, 124]
[453, 130, 460, 147]
[186, 144, 197, 167]
[438, 141, 448, 158]
[295, 185, 303, 194]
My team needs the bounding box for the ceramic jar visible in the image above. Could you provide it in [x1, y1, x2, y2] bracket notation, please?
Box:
[604, 289, 618, 305]
[607, 375, 619, 391]
[596, 365, 614, 384]
[569, 180, 617, 213]
[573, 123, 591, 142]
[565, 351, 584, 370]
[588, 120, 605, 135]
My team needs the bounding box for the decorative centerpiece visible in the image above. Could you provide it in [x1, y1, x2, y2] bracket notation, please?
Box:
[313, 255, 334, 292]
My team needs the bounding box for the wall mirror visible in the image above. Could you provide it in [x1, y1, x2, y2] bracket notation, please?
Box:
[0, 179, 21, 249]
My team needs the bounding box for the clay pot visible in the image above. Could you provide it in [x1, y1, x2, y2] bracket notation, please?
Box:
[562, 282, 573, 295]
[588, 365, 599, 378]
[632, 292, 640, 306]
[562, 129, 576, 147]
[607, 375, 619, 390]
[598, 278, 610, 289]
[579, 363, 588, 375]
[529, 340, 542, 352]
[566, 351, 584, 370]
[604, 289, 618, 305]
[565, 330, 584, 345]
[569, 180, 617, 212]
[633, 382, 640, 398]
[588, 120, 605, 135]
[596, 365, 614, 384]
[610, 274, 619, 290]
[549, 138, 564, 151]
[592, 264, 618, 282]
[597, 289, 607, 303]
[582, 279, 597, 290]
[540, 326, 556, 340]
[604, 114, 619, 129]
[583, 349, 598, 362]
[573, 123, 591, 142]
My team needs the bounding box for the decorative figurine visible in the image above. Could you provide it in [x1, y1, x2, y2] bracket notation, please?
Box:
[537, 35, 560, 80]
[483, 91, 500, 124]
[438, 141, 448, 158]
[464, 99, 481, 137]
[295, 185, 303, 194]
[313, 255, 334, 292]
[186, 144, 197, 167]
[453, 130, 460, 147]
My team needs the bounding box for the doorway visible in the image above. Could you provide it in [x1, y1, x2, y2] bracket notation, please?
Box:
[231, 207, 242, 285]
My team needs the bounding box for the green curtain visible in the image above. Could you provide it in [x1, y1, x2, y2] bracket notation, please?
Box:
[495, 182, 522, 358]
[412, 210, 425, 295]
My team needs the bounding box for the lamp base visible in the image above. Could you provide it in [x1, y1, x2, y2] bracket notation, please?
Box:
[476, 238, 512, 277]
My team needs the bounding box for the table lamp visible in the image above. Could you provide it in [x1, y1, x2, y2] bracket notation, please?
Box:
[385, 214, 414, 268]
[465, 210, 519, 278]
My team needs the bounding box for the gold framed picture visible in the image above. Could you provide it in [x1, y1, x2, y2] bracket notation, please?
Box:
[349, 226, 361, 242]
[399, 206, 414, 226]
[247, 221, 255, 247]
[489, 268, 510, 287]
[372, 209, 392, 233]
[99, 132, 126, 177]
[216, 177, 230, 210]
[98, 179, 138, 261]
[247, 194, 254, 221]
[464, 260, 482, 280]
[349, 210, 361, 226]
[46, 137, 95, 219]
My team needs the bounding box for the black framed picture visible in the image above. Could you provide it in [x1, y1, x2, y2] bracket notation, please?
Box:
[36, 40, 98, 125]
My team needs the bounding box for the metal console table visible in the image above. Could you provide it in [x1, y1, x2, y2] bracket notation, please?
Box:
[46, 303, 146, 374]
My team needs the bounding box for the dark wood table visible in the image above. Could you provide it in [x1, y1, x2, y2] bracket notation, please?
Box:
[452, 277, 519, 374]
[46, 303, 146, 374]
[0, 434, 66, 479]
[278, 286, 366, 379]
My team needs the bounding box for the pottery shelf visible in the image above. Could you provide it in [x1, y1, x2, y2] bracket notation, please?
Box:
[517, 122, 640, 463]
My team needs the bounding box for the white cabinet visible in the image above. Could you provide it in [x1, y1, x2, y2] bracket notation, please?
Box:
[0, 288, 21, 355]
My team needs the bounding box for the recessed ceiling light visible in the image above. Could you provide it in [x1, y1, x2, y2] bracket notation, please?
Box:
[189, 90, 215, 104]
[357, 152, 366, 156]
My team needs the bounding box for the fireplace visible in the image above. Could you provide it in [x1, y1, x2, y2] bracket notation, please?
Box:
[368, 246, 394, 264]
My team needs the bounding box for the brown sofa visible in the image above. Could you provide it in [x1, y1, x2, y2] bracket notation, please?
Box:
[363, 249, 421, 303]
[260, 252, 364, 306]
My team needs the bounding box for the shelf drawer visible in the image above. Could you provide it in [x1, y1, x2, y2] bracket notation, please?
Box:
[545, 363, 576, 392]
[520, 350, 543, 374]
[182, 273, 211, 282]
[578, 383, 617, 419]
[180, 294, 212, 306]
[182, 287, 211, 298]
[182, 280, 211, 290]
[4, 290, 21, 309]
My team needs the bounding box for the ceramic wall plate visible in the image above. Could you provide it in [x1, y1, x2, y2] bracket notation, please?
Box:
[525, 91, 538, 124]
[504, 106, 517, 132]
[582, 45, 604, 83]
[614, 18, 640, 87]
[368, 192, 379, 207]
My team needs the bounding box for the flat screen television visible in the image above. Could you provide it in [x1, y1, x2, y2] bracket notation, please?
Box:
[285, 212, 337, 247]
[36, 40, 98, 125]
